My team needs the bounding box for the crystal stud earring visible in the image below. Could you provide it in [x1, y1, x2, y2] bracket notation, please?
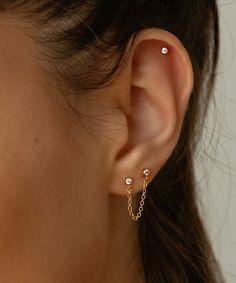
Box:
[161, 47, 169, 55]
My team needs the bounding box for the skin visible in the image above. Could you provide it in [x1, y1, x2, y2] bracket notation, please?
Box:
[0, 13, 193, 283]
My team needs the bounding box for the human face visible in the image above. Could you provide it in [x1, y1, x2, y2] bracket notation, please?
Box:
[0, 15, 113, 283]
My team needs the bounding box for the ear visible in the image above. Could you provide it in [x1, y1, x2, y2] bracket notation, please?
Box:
[110, 28, 193, 196]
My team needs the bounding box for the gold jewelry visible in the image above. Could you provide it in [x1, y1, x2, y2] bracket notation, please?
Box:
[125, 168, 151, 221]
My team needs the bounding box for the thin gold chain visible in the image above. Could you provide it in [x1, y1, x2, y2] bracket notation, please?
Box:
[127, 176, 148, 221]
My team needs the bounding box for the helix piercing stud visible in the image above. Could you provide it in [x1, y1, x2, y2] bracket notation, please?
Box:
[161, 47, 169, 55]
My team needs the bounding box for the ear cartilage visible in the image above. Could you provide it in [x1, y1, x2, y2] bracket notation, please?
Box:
[161, 47, 169, 55]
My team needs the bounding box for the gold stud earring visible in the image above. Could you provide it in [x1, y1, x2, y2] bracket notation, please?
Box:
[125, 168, 151, 221]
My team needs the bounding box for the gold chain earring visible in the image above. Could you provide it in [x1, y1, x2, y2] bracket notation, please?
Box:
[125, 168, 151, 221]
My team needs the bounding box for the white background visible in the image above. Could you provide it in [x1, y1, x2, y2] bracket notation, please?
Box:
[197, 1, 236, 282]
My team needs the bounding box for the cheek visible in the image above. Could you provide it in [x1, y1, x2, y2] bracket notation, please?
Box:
[0, 84, 72, 193]
[0, 24, 109, 279]
[0, 82, 76, 258]
[0, 17, 77, 206]
[0, 82, 109, 279]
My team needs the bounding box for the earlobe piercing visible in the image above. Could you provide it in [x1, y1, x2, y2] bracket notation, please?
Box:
[161, 47, 169, 55]
[125, 168, 151, 221]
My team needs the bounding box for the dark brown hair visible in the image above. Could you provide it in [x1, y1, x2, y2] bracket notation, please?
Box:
[0, 1, 224, 282]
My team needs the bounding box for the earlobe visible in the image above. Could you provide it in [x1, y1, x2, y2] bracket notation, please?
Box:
[110, 28, 193, 196]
